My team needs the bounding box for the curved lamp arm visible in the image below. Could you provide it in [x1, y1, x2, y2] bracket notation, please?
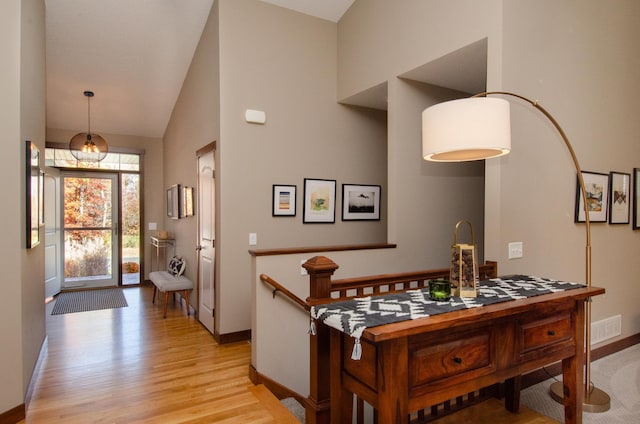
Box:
[472, 91, 591, 288]
[472, 91, 601, 404]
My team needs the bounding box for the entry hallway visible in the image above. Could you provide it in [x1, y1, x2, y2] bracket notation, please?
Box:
[22, 285, 296, 423]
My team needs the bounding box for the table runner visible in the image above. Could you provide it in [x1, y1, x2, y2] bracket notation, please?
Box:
[310, 275, 584, 359]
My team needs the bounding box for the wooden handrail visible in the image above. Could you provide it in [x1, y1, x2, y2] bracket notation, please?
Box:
[260, 273, 310, 312]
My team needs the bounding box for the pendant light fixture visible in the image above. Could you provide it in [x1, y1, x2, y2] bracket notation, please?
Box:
[69, 90, 108, 162]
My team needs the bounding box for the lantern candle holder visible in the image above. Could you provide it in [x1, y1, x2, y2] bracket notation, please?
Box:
[450, 220, 479, 298]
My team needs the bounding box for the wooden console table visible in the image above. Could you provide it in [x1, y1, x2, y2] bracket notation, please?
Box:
[325, 285, 604, 424]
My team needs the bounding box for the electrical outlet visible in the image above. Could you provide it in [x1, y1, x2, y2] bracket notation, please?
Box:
[508, 242, 523, 259]
[300, 259, 308, 276]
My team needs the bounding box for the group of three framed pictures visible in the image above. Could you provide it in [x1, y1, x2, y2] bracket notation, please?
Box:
[272, 178, 381, 223]
[575, 169, 640, 228]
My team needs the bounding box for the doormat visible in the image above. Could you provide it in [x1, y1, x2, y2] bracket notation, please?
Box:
[51, 288, 128, 315]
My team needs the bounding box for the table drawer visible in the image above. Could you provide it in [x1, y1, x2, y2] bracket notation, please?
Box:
[410, 330, 492, 386]
[518, 311, 573, 357]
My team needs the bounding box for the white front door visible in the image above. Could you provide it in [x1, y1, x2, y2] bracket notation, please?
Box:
[44, 169, 62, 299]
[197, 144, 215, 334]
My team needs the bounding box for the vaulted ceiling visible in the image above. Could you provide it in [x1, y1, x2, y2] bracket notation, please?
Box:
[45, 0, 355, 139]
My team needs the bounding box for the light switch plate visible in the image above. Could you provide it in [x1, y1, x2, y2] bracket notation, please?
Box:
[508, 241, 523, 259]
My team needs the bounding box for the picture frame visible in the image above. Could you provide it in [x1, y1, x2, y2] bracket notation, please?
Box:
[26, 140, 40, 248]
[39, 170, 45, 226]
[633, 168, 640, 229]
[181, 186, 194, 218]
[575, 171, 609, 223]
[303, 178, 336, 223]
[167, 184, 181, 219]
[341, 184, 381, 221]
[609, 171, 630, 224]
[272, 184, 296, 217]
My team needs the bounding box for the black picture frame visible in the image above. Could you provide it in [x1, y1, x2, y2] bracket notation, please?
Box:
[609, 171, 630, 224]
[272, 184, 296, 217]
[303, 178, 336, 223]
[26, 140, 40, 248]
[575, 171, 609, 223]
[633, 168, 640, 229]
[341, 184, 381, 221]
[167, 184, 181, 219]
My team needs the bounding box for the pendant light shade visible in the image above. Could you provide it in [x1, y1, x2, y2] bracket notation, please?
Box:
[69, 91, 108, 162]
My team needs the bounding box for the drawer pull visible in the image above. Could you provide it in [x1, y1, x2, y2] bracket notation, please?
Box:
[453, 357, 463, 364]
[548, 330, 556, 336]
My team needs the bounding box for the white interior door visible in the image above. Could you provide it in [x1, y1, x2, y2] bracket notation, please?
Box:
[44, 169, 62, 299]
[197, 145, 215, 334]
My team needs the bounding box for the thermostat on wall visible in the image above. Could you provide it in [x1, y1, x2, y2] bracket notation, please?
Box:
[245, 109, 266, 124]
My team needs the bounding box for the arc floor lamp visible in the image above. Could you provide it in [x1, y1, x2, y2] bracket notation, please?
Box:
[422, 91, 610, 412]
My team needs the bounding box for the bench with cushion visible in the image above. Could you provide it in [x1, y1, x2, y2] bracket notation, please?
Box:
[149, 256, 193, 318]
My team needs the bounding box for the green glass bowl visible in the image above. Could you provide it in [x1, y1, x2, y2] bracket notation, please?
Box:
[429, 279, 451, 301]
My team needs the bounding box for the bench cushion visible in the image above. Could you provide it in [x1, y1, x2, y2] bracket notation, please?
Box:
[149, 270, 194, 292]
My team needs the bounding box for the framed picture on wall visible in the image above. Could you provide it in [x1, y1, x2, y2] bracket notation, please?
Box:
[633, 168, 640, 229]
[609, 171, 630, 224]
[272, 184, 296, 216]
[181, 186, 194, 218]
[574, 171, 609, 223]
[167, 184, 181, 219]
[341, 184, 381, 221]
[26, 140, 40, 248]
[303, 178, 336, 223]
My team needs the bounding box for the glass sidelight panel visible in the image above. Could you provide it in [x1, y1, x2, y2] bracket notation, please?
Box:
[121, 173, 140, 285]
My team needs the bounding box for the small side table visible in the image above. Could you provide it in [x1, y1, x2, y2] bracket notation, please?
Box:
[150, 236, 175, 272]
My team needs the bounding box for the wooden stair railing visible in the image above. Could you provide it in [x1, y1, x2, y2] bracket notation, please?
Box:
[302, 256, 499, 424]
[260, 273, 309, 312]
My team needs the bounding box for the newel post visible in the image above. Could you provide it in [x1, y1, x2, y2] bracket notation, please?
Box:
[303, 256, 339, 424]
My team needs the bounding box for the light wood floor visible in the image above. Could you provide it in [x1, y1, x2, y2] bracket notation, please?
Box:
[22, 285, 558, 424]
[23, 285, 297, 423]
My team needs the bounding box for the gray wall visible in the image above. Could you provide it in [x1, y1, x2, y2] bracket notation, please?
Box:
[164, 0, 487, 337]
[0, 0, 46, 414]
[163, 0, 390, 336]
[338, 0, 640, 343]
[162, 0, 221, 329]
[494, 0, 640, 339]
[253, 0, 640, 398]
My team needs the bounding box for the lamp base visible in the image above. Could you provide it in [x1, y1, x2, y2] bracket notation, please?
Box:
[549, 381, 611, 413]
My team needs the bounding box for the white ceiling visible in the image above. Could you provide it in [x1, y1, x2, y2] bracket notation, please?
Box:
[45, 0, 355, 139]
